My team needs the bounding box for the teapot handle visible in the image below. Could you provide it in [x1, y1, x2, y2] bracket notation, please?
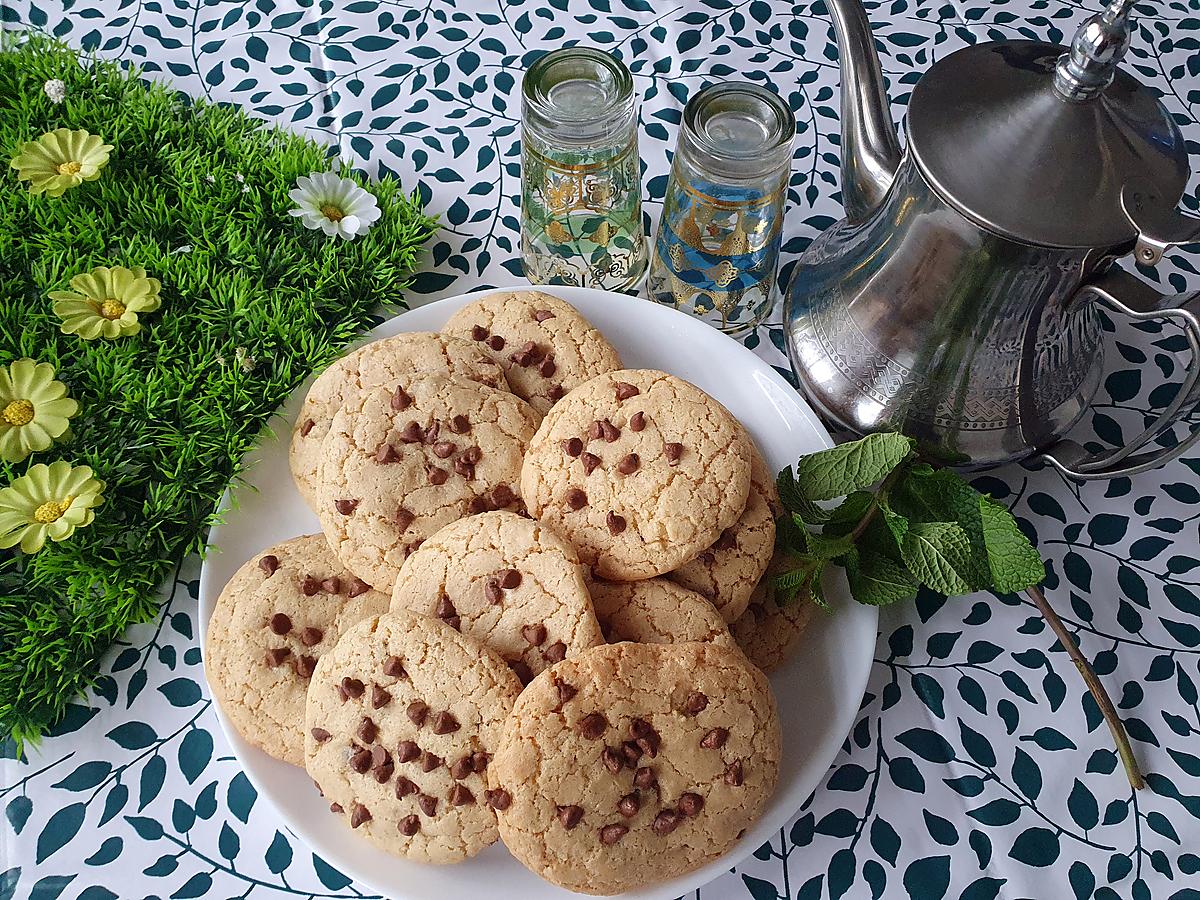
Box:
[1042, 268, 1200, 480]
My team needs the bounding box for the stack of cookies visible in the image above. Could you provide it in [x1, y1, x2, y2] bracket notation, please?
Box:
[205, 290, 813, 894]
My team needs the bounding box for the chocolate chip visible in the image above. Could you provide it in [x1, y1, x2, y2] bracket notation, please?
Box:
[393, 507, 415, 530]
[482, 579, 503, 604]
[557, 805, 584, 829]
[449, 784, 475, 806]
[510, 659, 533, 684]
[461, 445, 483, 464]
[350, 747, 372, 774]
[698, 550, 716, 565]
[450, 414, 471, 434]
[436, 595, 457, 621]
[371, 685, 391, 709]
[700, 727, 729, 749]
[563, 487, 587, 510]
[370, 745, 389, 769]
[614, 382, 639, 401]
[427, 465, 448, 485]
[420, 751, 443, 772]
[622, 741, 643, 766]
[522, 623, 547, 645]
[618, 792, 640, 818]
[422, 421, 440, 444]
[357, 716, 378, 744]
[471, 324, 488, 341]
[631, 720, 660, 757]
[554, 677, 578, 709]
[534, 309, 555, 322]
[547, 384, 565, 402]
[391, 385, 412, 411]
[397, 740, 420, 763]
[603, 420, 621, 442]
[606, 512, 626, 534]
[396, 776, 418, 798]
[492, 483, 514, 507]
[407, 701, 428, 727]
[339, 678, 363, 700]
[562, 437, 583, 457]
[629, 411, 646, 432]
[600, 824, 628, 845]
[350, 803, 372, 828]
[295, 654, 318, 678]
[602, 747, 625, 774]
[485, 789, 511, 811]
[321, 576, 341, 594]
[468, 495, 490, 515]
[300, 419, 316, 437]
[374, 760, 394, 784]
[259, 555, 279, 576]
[295, 626, 321, 647]
[579, 713, 608, 740]
[418, 794, 438, 816]
[724, 760, 744, 786]
[399, 421, 423, 443]
[652, 809, 682, 835]
[679, 792, 705, 817]
[714, 529, 737, 551]
[665, 442, 683, 465]
[450, 755, 474, 780]
[383, 655, 406, 678]
[311, 727, 331, 742]
[487, 334, 505, 351]
[543, 640, 567, 663]
[454, 458, 475, 479]
[398, 814, 421, 836]
[684, 691, 709, 716]
[265, 646, 290, 667]
[269, 613, 291, 635]
[347, 578, 372, 598]
[335, 498, 358, 515]
[432, 441, 456, 459]
[431, 711, 460, 734]
[472, 751, 489, 773]
[538, 356, 556, 378]
[617, 453, 639, 474]
[301, 575, 321, 596]
[580, 452, 601, 475]
[634, 767, 657, 790]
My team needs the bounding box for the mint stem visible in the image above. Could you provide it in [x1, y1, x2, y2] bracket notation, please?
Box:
[1025, 584, 1145, 790]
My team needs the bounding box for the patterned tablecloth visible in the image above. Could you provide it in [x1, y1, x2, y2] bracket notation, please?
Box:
[4, 1, 1200, 898]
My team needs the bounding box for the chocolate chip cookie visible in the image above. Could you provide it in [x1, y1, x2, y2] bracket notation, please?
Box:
[669, 439, 779, 623]
[290, 333, 507, 509]
[520, 369, 751, 581]
[205, 534, 390, 766]
[389, 510, 603, 683]
[730, 557, 815, 673]
[315, 373, 540, 592]
[490, 641, 779, 894]
[305, 610, 523, 863]
[442, 291, 621, 415]
[590, 578, 736, 649]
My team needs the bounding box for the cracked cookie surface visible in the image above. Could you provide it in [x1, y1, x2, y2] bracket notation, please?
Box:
[730, 558, 815, 673]
[315, 373, 540, 592]
[520, 369, 751, 581]
[669, 439, 778, 623]
[490, 641, 779, 895]
[590, 578, 735, 649]
[205, 534, 390, 766]
[389, 511, 603, 682]
[442, 291, 621, 416]
[290, 333, 507, 509]
[305, 610, 522, 863]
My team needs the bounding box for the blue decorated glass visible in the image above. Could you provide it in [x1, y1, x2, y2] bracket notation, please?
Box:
[648, 83, 795, 334]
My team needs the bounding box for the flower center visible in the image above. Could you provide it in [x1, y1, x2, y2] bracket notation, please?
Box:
[320, 204, 345, 223]
[99, 299, 126, 319]
[2, 400, 34, 427]
[57, 160, 82, 175]
[34, 498, 72, 524]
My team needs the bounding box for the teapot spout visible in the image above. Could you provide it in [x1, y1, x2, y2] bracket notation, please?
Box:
[829, 0, 902, 222]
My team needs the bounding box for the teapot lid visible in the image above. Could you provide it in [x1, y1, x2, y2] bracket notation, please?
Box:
[906, 39, 1190, 249]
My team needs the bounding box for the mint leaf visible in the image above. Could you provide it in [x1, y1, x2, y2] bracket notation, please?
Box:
[790, 433, 915, 501]
[860, 513, 904, 563]
[772, 557, 816, 596]
[804, 528, 856, 561]
[900, 521, 976, 595]
[846, 549, 918, 606]
[891, 468, 991, 589]
[777, 466, 830, 524]
[980, 496, 1045, 593]
[775, 512, 808, 555]
[880, 500, 910, 547]
[823, 491, 875, 538]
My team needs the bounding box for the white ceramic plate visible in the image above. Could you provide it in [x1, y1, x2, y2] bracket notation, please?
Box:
[199, 286, 878, 900]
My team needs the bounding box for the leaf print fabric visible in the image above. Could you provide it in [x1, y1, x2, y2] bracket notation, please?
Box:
[4, 0, 1200, 898]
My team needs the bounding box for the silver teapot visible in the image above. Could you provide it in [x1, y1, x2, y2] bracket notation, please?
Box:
[783, 0, 1200, 478]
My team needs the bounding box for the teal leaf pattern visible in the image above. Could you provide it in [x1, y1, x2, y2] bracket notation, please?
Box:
[4, 0, 1200, 897]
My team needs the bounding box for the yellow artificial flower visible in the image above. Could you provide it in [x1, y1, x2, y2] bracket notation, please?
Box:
[10, 128, 113, 197]
[0, 359, 79, 463]
[0, 461, 104, 553]
[50, 265, 162, 340]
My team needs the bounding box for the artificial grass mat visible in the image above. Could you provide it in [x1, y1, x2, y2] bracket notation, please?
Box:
[0, 35, 438, 745]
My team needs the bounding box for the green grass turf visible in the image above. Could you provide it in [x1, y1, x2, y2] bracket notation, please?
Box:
[0, 34, 438, 745]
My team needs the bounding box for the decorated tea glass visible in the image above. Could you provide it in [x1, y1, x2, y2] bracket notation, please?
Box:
[648, 83, 796, 334]
[520, 48, 648, 291]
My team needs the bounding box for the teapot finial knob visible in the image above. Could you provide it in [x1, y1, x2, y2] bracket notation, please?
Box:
[1053, 0, 1138, 101]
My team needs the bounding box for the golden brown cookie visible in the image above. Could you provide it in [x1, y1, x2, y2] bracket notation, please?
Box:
[590, 578, 735, 649]
[730, 562, 815, 673]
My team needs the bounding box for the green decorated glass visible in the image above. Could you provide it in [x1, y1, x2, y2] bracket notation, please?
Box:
[520, 48, 647, 291]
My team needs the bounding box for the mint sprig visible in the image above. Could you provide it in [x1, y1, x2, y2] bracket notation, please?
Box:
[773, 433, 1044, 608]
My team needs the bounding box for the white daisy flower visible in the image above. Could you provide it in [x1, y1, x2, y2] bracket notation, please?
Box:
[43, 79, 67, 104]
[234, 173, 244, 183]
[235, 347, 256, 372]
[288, 171, 381, 241]
[204, 174, 216, 184]
[170, 244, 193, 255]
